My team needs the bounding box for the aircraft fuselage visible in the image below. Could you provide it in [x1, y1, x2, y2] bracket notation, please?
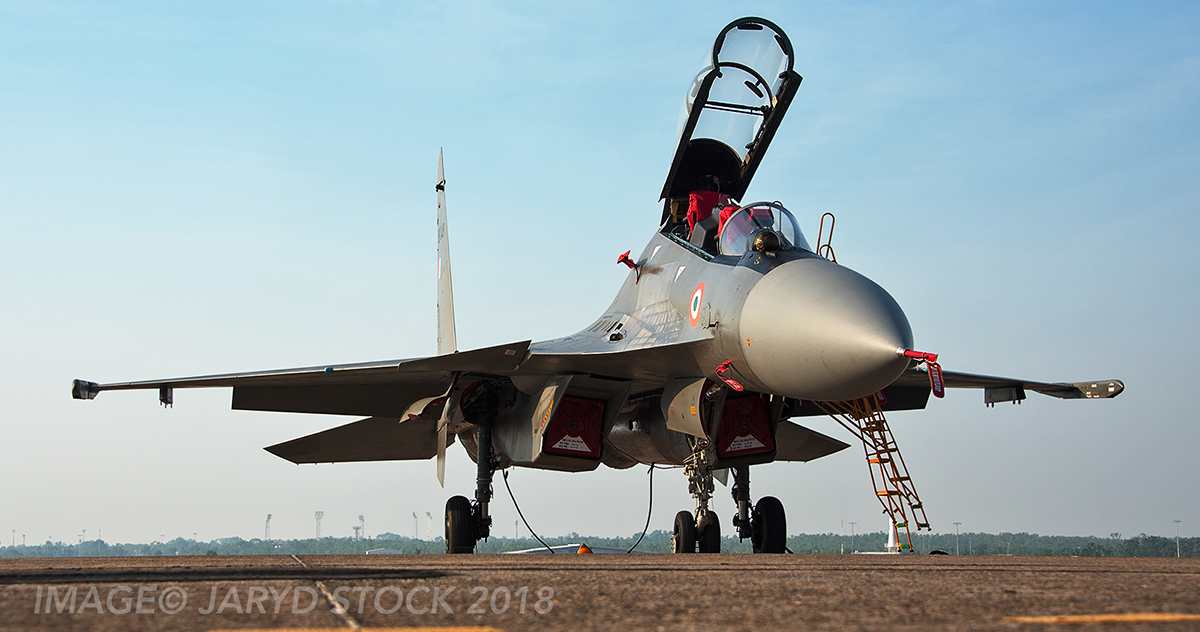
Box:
[452, 217, 913, 474]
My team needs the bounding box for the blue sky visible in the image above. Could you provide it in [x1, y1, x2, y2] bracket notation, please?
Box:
[1, 1, 1197, 544]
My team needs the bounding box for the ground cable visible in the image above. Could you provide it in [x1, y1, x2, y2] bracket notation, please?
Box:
[502, 469, 556, 554]
[627, 463, 656, 553]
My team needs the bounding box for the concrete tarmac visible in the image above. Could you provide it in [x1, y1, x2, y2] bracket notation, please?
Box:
[2, 553, 1199, 631]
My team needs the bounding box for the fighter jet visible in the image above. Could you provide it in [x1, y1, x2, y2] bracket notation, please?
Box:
[72, 17, 1122, 554]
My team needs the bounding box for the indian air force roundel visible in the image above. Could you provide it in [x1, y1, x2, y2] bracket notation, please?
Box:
[689, 282, 705, 327]
[691, 284, 705, 328]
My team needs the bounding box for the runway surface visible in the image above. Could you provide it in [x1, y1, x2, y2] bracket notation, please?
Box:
[2, 553, 1199, 631]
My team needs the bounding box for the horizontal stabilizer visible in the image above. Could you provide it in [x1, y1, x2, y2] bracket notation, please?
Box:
[774, 420, 850, 462]
[233, 381, 450, 418]
[265, 416, 451, 464]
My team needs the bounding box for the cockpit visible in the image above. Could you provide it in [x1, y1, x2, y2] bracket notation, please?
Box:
[656, 18, 805, 259]
[718, 202, 811, 256]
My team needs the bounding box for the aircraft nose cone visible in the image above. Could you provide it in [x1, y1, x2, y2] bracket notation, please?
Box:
[739, 257, 913, 401]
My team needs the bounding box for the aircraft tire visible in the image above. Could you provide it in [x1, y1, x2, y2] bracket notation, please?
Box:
[751, 496, 786, 554]
[445, 495, 475, 554]
[672, 511, 696, 553]
[697, 512, 721, 553]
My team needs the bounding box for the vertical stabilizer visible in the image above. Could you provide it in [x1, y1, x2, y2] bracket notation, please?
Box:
[436, 149, 457, 356]
[435, 149, 455, 487]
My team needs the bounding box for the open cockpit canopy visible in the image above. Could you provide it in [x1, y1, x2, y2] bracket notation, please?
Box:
[660, 17, 801, 227]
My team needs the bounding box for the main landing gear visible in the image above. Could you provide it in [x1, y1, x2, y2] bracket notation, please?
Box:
[445, 384, 499, 555]
[672, 445, 787, 554]
[731, 465, 787, 554]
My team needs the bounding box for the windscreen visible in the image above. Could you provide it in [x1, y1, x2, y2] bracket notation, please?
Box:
[718, 202, 811, 256]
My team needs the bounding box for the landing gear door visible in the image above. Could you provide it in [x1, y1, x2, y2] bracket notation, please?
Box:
[662, 377, 710, 438]
[660, 17, 802, 220]
[531, 375, 574, 439]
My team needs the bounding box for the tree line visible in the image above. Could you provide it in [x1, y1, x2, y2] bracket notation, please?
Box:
[1, 531, 1195, 558]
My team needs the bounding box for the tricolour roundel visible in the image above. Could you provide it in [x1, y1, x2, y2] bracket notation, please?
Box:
[689, 282, 705, 327]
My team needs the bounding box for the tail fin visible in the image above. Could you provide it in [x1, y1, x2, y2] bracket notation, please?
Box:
[435, 149, 456, 487]
[436, 148, 457, 356]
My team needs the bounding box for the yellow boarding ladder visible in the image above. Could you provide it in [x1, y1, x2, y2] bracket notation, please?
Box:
[816, 395, 930, 552]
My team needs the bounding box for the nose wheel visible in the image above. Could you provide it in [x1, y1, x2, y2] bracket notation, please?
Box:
[673, 510, 723, 553]
[672, 511, 696, 553]
[697, 512, 721, 553]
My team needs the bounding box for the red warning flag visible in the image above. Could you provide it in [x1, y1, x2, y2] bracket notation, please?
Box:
[715, 360, 744, 392]
[928, 362, 945, 398]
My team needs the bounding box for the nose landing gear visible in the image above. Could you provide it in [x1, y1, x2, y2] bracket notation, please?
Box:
[673, 442, 786, 553]
[673, 439, 724, 553]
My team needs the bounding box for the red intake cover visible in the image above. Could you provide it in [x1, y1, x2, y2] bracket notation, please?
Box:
[717, 396, 775, 459]
[542, 397, 605, 459]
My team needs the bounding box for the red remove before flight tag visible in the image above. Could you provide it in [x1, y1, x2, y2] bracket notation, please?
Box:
[714, 360, 744, 392]
[928, 362, 945, 398]
[616, 250, 641, 284]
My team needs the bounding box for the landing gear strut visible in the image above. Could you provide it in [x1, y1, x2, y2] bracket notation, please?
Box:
[732, 466, 752, 539]
[473, 421, 495, 543]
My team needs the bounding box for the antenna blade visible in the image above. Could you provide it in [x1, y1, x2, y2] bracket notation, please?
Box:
[436, 149, 458, 355]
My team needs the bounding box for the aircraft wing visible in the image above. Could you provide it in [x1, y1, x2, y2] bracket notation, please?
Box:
[72, 341, 532, 417]
[890, 367, 1124, 402]
[72, 335, 719, 416]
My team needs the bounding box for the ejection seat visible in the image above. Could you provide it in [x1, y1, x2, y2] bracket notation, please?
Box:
[689, 213, 719, 253]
